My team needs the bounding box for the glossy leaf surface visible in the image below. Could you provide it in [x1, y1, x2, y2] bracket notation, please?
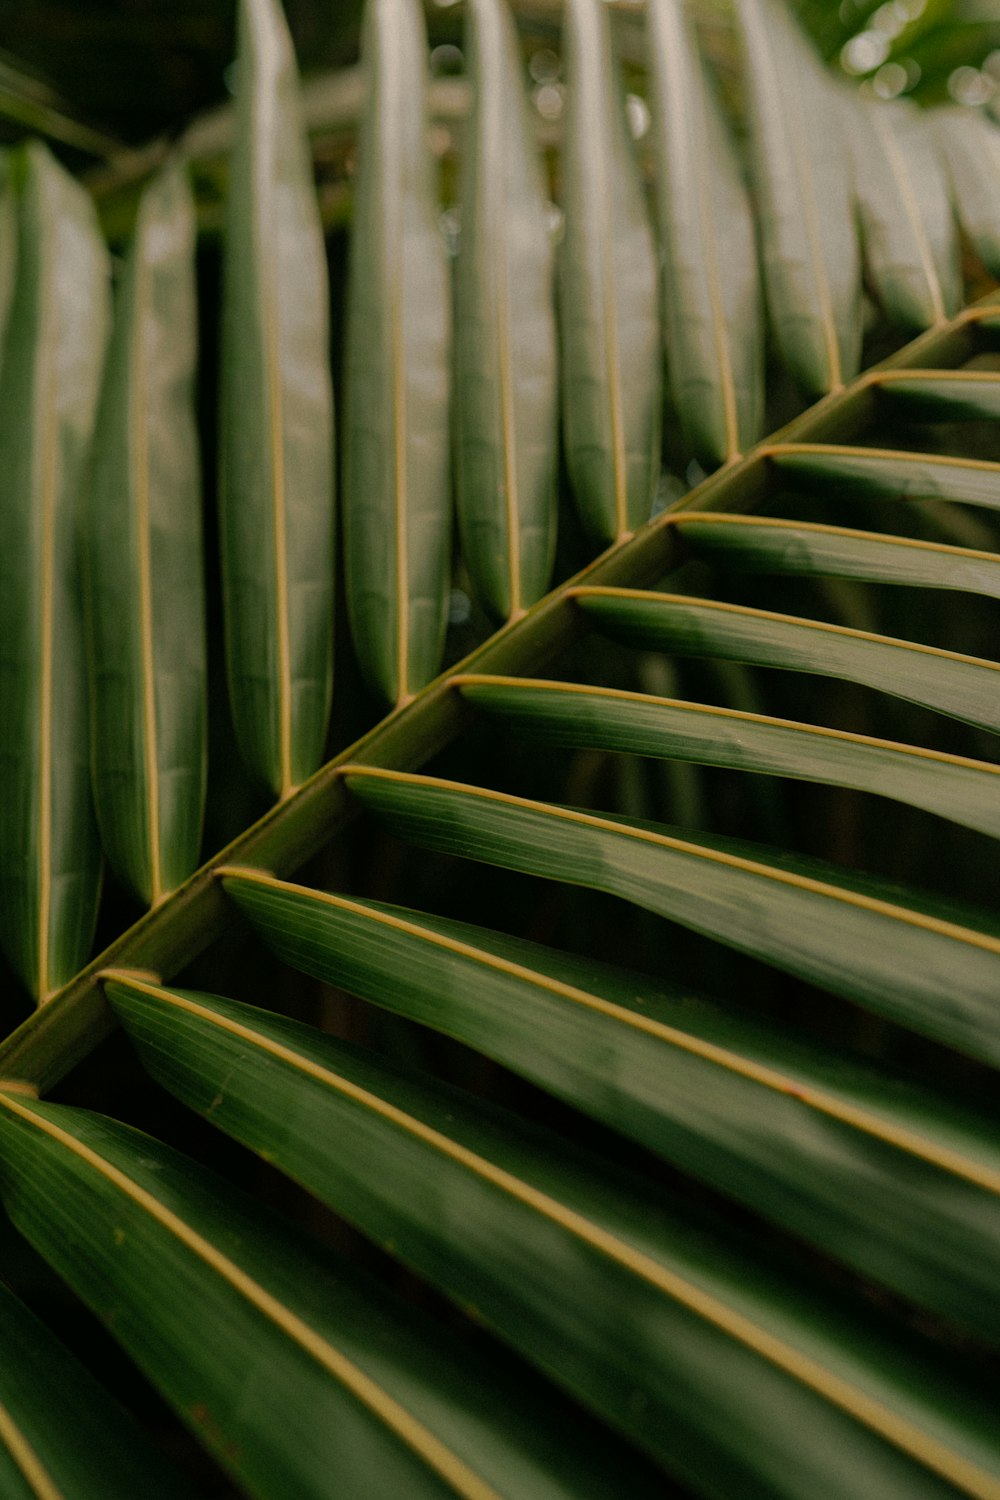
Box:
[876, 370, 1000, 421]
[933, 107, 1000, 275]
[0, 1091, 658, 1500]
[0, 1280, 188, 1499]
[771, 444, 1000, 509]
[647, 0, 763, 464]
[457, 674, 1000, 837]
[84, 161, 205, 908]
[345, 768, 1000, 1065]
[105, 978, 999, 1500]
[220, 873, 1000, 1335]
[344, 0, 452, 703]
[0, 142, 109, 1003]
[851, 99, 959, 330]
[560, 0, 661, 543]
[220, 0, 335, 796]
[673, 513, 1000, 602]
[454, 0, 558, 620]
[576, 586, 1000, 735]
[736, 0, 861, 392]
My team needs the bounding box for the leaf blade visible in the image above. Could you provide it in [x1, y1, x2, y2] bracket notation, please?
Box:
[344, 0, 452, 703]
[84, 161, 205, 908]
[560, 0, 661, 543]
[0, 142, 109, 1003]
[455, 0, 558, 620]
[220, 0, 335, 796]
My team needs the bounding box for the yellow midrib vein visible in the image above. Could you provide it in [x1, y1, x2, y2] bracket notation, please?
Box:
[0, 1403, 63, 1500]
[871, 107, 945, 324]
[37, 247, 56, 1007]
[487, 15, 522, 622]
[132, 230, 163, 905]
[104, 975, 1000, 1500]
[261, 212, 294, 799]
[216, 873, 1000, 1194]
[0, 1091, 501, 1500]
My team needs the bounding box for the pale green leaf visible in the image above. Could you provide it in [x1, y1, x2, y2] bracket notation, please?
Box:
[560, 0, 661, 544]
[0, 142, 109, 1004]
[735, 0, 862, 393]
[646, 0, 763, 464]
[83, 161, 205, 909]
[455, 0, 558, 621]
[771, 443, 1000, 509]
[220, 0, 335, 797]
[932, 105, 1000, 276]
[344, 0, 452, 704]
[851, 99, 960, 330]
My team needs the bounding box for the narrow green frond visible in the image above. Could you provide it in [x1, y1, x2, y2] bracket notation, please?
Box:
[0, 142, 109, 1004]
[0, 1281, 189, 1499]
[736, 0, 862, 393]
[560, 0, 661, 543]
[647, 0, 763, 464]
[674, 513, 1000, 601]
[220, 0, 335, 797]
[875, 368, 1000, 420]
[457, 673, 1000, 836]
[576, 586, 1000, 734]
[104, 977, 1000, 1500]
[84, 160, 205, 908]
[455, 0, 558, 621]
[344, 767, 1000, 1065]
[770, 443, 1000, 508]
[850, 99, 960, 330]
[343, 0, 452, 705]
[932, 106, 1000, 277]
[220, 874, 1000, 1335]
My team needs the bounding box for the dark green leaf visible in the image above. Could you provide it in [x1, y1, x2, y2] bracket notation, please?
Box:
[575, 585, 1000, 734]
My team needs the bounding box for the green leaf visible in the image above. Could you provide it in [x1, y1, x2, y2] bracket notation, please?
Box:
[850, 99, 960, 330]
[0, 1279, 189, 1499]
[575, 585, 1000, 735]
[673, 512, 1000, 602]
[0, 1091, 661, 1500]
[344, 0, 452, 704]
[219, 873, 1000, 1336]
[560, 0, 661, 544]
[103, 979, 1000, 1500]
[0, 142, 109, 1004]
[736, 0, 862, 393]
[875, 369, 1000, 421]
[454, 0, 558, 621]
[771, 443, 1000, 510]
[344, 767, 1000, 1065]
[83, 161, 205, 909]
[932, 105, 1000, 276]
[220, 0, 335, 797]
[456, 673, 1000, 837]
[646, 0, 764, 465]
